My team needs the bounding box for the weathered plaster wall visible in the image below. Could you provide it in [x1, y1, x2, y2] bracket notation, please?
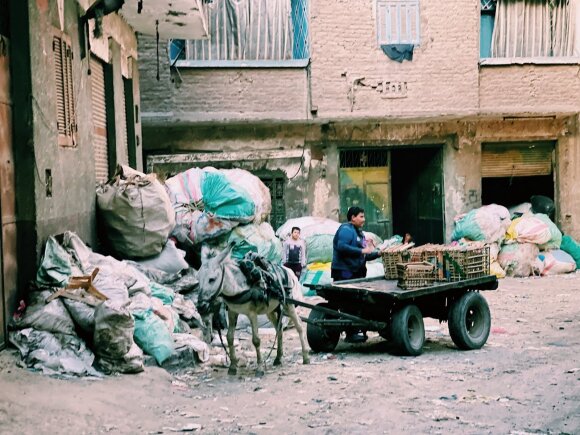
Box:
[0, 32, 16, 348]
[548, 117, 579, 237]
[144, 116, 580, 240]
[479, 65, 580, 115]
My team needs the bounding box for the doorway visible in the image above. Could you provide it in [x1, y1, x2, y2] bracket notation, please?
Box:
[481, 141, 555, 212]
[338, 149, 391, 239]
[391, 147, 444, 245]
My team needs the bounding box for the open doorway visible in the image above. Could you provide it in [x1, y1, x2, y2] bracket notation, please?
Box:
[481, 141, 555, 214]
[391, 147, 444, 245]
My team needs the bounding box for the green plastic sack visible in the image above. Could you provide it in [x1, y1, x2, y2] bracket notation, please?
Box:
[535, 213, 562, 250]
[36, 237, 72, 287]
[132, 309, 175, 365]
[150, 282, 175, 305]
[228, 223, 283, 263]
[451, 209, 485, 241]
[300, 270, 332, 296]
[561, 235, 580, 267]
[201, 172, 255, 221]
[306, 234, 334, 263]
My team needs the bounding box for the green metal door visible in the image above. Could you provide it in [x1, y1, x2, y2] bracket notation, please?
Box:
[339, 150, 391, 239]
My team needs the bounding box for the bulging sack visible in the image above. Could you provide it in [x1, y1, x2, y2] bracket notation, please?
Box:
[97, 165, 175, 259]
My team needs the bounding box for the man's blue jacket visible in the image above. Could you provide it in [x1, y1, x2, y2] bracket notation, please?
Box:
[331, 223, 380, 272]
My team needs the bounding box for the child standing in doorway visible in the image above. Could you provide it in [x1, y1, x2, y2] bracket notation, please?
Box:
[283, 227, 307, 279]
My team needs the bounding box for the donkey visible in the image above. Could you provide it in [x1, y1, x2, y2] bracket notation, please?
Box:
[197, 243, 310, 376]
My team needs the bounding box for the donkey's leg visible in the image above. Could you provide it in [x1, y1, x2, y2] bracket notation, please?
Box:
[226, 310, 239, 376]
[247, 312, 264, 377]
[285, 304, 310, 365]
[266, 307, 284, 366]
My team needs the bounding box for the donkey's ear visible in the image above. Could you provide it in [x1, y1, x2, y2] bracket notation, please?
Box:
[216, 241, 237, 262]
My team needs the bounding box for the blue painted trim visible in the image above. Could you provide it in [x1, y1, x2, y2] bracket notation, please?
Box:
[174, 59, 310, 68]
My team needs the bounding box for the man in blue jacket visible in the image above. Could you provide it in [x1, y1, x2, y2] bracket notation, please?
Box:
[331, 206, 380, 281]
[331, 206, 381, 343]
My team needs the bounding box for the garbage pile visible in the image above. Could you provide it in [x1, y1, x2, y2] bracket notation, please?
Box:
[452, 200, 580, 278]
[9, 232, 207, 377]
[10, 163, 283, 377]
[276, 217, 386, 293]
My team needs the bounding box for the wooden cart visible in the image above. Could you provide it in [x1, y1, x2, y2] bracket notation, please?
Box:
[292, 275, 498, 356]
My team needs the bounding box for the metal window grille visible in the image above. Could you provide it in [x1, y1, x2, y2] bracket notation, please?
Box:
[53, 33, 77, 147]
[377, 0, 420, 45]
[339, 150, 389, 168]
[261, 177, 286, 230]
[184, 0, 309, 62]
[480, 0, 496, 11]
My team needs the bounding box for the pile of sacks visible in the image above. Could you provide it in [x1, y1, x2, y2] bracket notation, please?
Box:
[96, 165, 282, 268]
[9, 232, 208, 377]
[276, 217, 385, 293]
[452, 203, 580, 278]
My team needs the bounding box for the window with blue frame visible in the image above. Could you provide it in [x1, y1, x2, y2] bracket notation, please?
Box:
[171, 0, 309, 65]
[480, 0, 578, 59]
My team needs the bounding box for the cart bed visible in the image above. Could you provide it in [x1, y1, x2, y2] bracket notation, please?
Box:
[306, 275, 498, 301]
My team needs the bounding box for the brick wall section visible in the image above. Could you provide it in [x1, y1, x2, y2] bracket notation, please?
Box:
[310, 0, 480, 118]
[138, 36, 308, 122]
[479, 65, 580, 114]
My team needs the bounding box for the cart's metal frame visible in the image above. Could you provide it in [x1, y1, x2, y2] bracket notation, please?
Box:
[287, 275, 498, 355]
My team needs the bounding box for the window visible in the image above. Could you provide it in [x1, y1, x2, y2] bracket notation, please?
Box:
[175, 0, 309, 66]
[481, 0, 580, 59]
[53, 33, 77, 147]
[376, 0, 420, 46]
[261, 177, 286, 230]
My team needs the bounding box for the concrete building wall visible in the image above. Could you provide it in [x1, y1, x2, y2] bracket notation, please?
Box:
[479, 65, 580, 115]
[8, 0, 140, 293]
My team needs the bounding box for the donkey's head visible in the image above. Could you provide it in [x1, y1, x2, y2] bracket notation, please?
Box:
[197, 242, 236, 315]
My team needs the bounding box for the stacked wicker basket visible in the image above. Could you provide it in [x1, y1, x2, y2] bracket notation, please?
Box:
[381, 243, 490, 290]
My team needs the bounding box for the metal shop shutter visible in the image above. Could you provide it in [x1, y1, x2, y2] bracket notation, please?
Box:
[481, 142, 554, 178]
[90, 56, 109, 183]
[119, 75, 129, 164]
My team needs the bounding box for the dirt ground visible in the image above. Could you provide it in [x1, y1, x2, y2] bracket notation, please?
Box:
[1, 275, 579, 435]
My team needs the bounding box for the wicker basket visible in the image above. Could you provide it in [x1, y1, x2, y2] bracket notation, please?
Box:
[443, 245, 490, 281]
[381, 245, 413, 279]
[396, 262, 437, 290]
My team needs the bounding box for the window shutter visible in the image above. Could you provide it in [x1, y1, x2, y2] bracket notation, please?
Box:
[53, 36, 66, 137]
[53, 32, 76, 147]
[377, 0, 421, 45]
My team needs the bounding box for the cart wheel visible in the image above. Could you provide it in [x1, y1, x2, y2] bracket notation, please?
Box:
[391, 305, 425, 356]
[306, 303, 340, 353]
[448, 291, 491, 350]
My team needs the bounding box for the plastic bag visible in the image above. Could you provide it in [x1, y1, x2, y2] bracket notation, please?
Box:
[201, 171, 255, 221]
[531, 195, 555, 217]
[9, 328, 99, 377]
[96, 165, 175, 258]
[505, 216, 551, 245]
[534, 213, 562, 250]
[96, 342, 144, 374]
[228, 223, 283, 263]
[135, 239, 189, 275]
[150, 282, 175, 305]
[93, 299, 135, 360]
[498, 243, 539, 277]
[490, 261, 506, 278]
[452, 204, 510, 243]
[560, 235, 580, 267]
[133, 309, 175, 365]
[36, 237, 72, 287]
[11, 291, 76, 335]
[277, 217, 340, 241]
[540, 250, 576, 275]
[223, 169, 271, 224]
[62, 299, 96, 334]
[173, 333, 210, 363]
[508, 202, 532, 219]
[305, 234, 334, 263]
